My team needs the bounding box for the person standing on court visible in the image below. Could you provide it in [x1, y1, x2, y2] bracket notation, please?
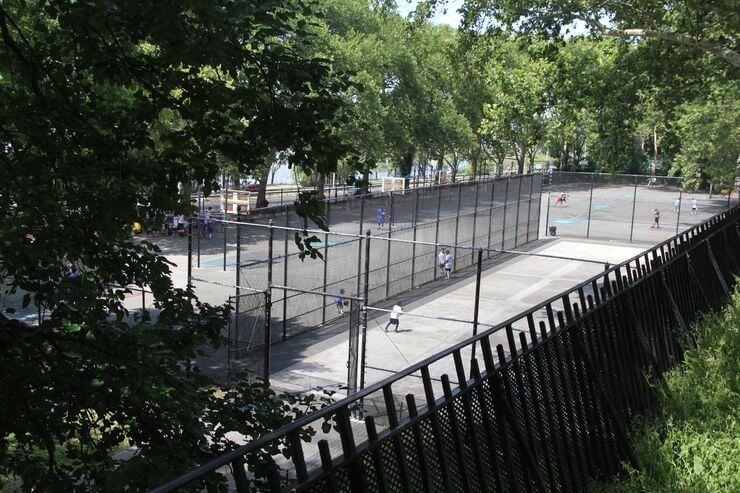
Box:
[384, 304, 404, 332]
[673, 198, 680, 213]
[691, 197, 698, 215]
[334, 289, 346, 316]
[444, 249, 453, 279]
[650, 208, 661, 229]
[377, 207, 386, 229]
[438, 248, 446, 271]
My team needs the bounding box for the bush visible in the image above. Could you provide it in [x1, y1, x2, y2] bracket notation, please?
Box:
[592, 285, 740, 492]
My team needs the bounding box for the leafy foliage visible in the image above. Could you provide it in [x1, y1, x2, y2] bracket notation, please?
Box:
[0, 0, 348, 489]
[592, 284, 740, 492]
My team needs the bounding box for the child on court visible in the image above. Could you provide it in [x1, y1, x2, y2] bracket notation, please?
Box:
[673, 198, 680, 213]
[384, 304, 405, 332]
[691, 198, 698, 215]
[444, 250, 453, 279]
[334, 289, 346, 316]
[377, 208, 386, 229]
[438, 249, 446, 271]
[554, 192, 567, 207]
[650, 208, 661, 229]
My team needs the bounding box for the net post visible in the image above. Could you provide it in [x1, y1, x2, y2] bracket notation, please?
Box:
[356, 195, 365, 295]
[629, 176, 638, 243]
[526, 174, 534, 243]
[411, 189, 419, 288]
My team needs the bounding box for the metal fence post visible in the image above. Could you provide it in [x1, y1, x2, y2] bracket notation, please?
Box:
[385, 192, 393, 298]
[282, 206, 289, 341]
[322, 204, 329, 325]
[586, 172, 595, 239]
[629, 177, 638, 243]
[264, 222, 274, 382]
[526, 174, 534, 242]
[487, 178, 496, 256]
[501, 178, 510, 249]
[513, 175, 523, 247]
[675, 189, 683, 236]
[470, 249, 483, 366]
[359, 230, 371, 417]
[234, 213, 241, 361]
[187, 217, 193, 290]
[433, 186, 442, 280]
[411, 189, 419, 288]
[544, 191, 551, 236]
[453, 183, 462, 271]
[356, 195, 365, 296]
[471, 181, 480, 265]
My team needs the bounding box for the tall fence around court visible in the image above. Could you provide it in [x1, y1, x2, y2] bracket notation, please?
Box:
[543, 171, 739, 244]
[156, 205, 740, 493]
[194, 174, 543, 379]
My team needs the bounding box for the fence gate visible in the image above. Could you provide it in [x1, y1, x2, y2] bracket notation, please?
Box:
[346, 299, 361, 396]
[227, 291, 268, 380]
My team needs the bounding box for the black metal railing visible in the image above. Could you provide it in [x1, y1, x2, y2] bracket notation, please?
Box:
[155, 203, 740, 492]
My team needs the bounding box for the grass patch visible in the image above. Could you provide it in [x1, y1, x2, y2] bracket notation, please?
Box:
[592, 285, 740, 492]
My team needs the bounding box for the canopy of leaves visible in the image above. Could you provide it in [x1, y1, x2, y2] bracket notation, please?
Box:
[0, 0, 348, 489]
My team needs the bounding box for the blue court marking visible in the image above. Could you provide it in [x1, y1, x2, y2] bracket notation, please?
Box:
[552, 218, 584, 225]
[592, 204, 615, 210]
[621, 194, 635, 200]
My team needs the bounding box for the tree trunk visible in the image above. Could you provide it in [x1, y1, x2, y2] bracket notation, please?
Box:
[256, 150, 277, 208]
[436, 150, 445, 183]
[516, 145, 526, 175]
[361, 159, 371, 194]
[653, 126, 659, 160]
[399, 152, 414, 177]
[470, 138, 481, 178]
[315, 173, 326, 199]
[450, 154, 458, 183]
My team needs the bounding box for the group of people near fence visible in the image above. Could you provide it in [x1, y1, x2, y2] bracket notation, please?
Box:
[438, 249, 453, 279]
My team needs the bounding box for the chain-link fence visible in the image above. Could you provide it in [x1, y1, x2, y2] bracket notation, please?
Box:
[543, 171, 737, 243]
[191, 174, 543, 381]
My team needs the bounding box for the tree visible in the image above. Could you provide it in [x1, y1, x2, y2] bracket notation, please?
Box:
[671, 87, 740, 190]
[459, 0, 740, 67]
[0, 0, 347, 489]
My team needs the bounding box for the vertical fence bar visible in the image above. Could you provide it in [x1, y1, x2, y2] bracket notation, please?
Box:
[359, 230, 371, 417]
[385, 192, 393, 298]
[487, 177, 496, 256]
[514, 174, 523, 247]
[187, 218, 193, 290]
[356, 195, 365, 296]
[411, 189, 419, 288]
[453, 182, 462, 271]
[675, 189, 683, 236]
[280, 207, 289, 340]
[470, 249, 483, 366]
[586, 172, 595, 238]
[322, 204, 329, 325]
[501, 178, 509, 249]
[544, 191, 551, 236]
[471, 180, 480, 265]
[233, 214, 241, 366]
[433, 185, 442, 280]
[526, 174, 534, 242]
[629, 176, 639, 243]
